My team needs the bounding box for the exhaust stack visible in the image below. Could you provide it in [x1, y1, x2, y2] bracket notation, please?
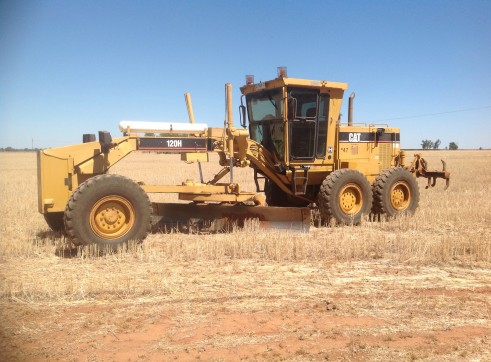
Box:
[348, 92, 355, 126]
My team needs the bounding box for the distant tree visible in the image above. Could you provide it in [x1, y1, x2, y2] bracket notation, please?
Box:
[144, 132, 156, 137]
[449, 142, 458, 150]
[433, 139, 441, 150]
[421, 140, 434, 150]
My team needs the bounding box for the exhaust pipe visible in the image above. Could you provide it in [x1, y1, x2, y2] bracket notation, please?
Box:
[348, 92, 355, 126]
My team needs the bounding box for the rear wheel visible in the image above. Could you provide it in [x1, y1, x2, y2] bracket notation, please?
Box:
[64, 174, 152, 247]
[372, 167, 420, 217]
[317, 169, 372, 225]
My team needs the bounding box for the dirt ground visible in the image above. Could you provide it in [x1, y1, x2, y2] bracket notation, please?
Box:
[1, 258, 490, 361]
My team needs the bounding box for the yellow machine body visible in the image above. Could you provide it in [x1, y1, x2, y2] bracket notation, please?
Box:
[239, 76, 404, 199]
[38, 137, 137, 213]
[37, 71, 449, 246]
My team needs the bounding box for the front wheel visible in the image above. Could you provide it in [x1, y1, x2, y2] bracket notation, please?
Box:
[264, 179, 310, 207]
[265, 179, 288, 207]
[44, 212, 65, 232]
[64, 174, 152, 247]
[372, 167, 420, 218]
[317, 169, 372, 225]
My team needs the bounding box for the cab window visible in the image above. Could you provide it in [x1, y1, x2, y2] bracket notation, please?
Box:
[246, 90, 285, 160]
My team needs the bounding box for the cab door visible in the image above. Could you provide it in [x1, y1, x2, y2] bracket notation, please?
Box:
[288, 89, 318, 161]
[288, 89, 330, 162]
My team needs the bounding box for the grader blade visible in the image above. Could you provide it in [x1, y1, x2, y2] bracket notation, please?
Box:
[152, 203, 310, 233]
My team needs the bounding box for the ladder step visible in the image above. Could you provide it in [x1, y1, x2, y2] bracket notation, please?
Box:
[291, 167, 309, 195]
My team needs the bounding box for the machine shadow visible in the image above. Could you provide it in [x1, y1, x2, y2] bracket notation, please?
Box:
[35, 230, 80, 258]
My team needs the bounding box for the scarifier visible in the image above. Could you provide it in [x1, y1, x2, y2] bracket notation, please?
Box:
[37, 67, 450, 247]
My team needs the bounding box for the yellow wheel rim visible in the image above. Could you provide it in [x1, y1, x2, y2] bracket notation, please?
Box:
[339, 183, 363, 215]
[90, 196, 135, 240]
[390, 181, 411, 211]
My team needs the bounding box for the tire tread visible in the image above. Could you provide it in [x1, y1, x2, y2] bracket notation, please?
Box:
[64, 174, 152, 246]
[371, 167, 420, 217]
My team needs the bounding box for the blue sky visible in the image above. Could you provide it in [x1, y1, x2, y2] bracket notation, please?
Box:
[1, 0, 490, 149]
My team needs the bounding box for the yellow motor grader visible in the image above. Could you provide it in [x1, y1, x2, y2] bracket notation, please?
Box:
[37, 68, 450, 247]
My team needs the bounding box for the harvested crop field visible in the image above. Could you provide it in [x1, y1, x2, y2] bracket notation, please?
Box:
[1, 150, 490, 361]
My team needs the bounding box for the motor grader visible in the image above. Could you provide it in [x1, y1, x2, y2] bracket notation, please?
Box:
[37, 67, 450, 247]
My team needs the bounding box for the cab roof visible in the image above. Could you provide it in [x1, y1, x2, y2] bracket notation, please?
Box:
[240, 77, 348, 94]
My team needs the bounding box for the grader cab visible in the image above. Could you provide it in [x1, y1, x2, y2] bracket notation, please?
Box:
[37, 68, 450, 247]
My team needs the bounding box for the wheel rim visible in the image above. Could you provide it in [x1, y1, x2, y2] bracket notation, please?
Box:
[90, 195, 135, 240]
[338, 183, 364, 215]
[390, 181, 411, 211]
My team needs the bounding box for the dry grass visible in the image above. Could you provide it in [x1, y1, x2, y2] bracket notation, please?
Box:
[0, 150, 490, 361]
[2, 150, 490, 265]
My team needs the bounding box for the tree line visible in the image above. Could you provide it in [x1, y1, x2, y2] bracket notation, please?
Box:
[0, 147, 41, 152]
[421, 139, 459, 150]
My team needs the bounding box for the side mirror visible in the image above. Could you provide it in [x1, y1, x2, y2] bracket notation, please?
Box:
[239, 105, 247, 128]
[239, 96, 247, 128]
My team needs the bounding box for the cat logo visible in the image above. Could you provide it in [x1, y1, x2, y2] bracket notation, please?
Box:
[349, 132, 361, 142]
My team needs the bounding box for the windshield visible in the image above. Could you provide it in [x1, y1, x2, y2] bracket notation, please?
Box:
[246, 90, 283, 122]
[246, 90, 284, 160]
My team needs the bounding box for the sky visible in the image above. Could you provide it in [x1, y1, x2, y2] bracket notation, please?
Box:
[1, 0, 490, 150]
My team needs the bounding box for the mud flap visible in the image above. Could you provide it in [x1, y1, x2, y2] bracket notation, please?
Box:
[152, 203, 310, 233]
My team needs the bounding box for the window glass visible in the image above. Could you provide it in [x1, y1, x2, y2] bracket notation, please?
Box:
[247, 90, 283, 122]
[316, 94, 329, 158]
[288, 89, 318, 160]
[246, 90, 285, 160]
[289, 90, 317, 119]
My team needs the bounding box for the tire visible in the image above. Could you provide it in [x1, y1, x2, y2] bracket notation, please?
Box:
[265, 179, 310, 207]
[372, 167, 420, 218]
[64, 174, 152, 247]
[265, 179, 288, 207]
[317, 169, 372, 225]
[44, 212, 65, 232]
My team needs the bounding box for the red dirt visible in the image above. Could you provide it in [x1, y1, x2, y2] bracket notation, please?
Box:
[1, 282, 490, 361]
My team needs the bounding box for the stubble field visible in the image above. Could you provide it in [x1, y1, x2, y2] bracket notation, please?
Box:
[0, 150, 490, 361]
